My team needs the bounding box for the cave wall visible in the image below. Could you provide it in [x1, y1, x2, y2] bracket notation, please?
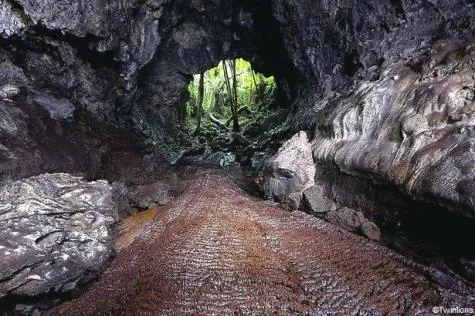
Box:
[265, 0, 475, 280]
[0, 0, 302, 176]
[272, 0, 474, 127]
[2, 0, 475, 311]
[264, 0, 474, 219]
[0, 0, 474, 259]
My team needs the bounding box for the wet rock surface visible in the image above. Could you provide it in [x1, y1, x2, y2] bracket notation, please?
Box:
[50, 170, 474, 315]
[0, 173, 119, 314]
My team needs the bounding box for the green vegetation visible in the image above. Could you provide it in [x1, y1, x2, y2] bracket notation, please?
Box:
[185, 59, 276, 134]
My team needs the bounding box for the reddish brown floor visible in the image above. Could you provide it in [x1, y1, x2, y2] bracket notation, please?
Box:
[50, 169, 473, 315]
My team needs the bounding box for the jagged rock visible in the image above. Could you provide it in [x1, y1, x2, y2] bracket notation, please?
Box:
[0, 173, 118, 312]
[0, 0, 26, 37]
[301, 185, 335, 214]
[272, 0, 474, 106]
[0, 61, 28, 85]
[258, 131, 315, 208]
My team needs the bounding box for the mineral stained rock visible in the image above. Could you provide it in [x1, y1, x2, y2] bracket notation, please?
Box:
[0, 173, 118, 313]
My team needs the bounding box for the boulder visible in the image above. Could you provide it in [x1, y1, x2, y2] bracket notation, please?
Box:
[258, 131, 316, 209]
[301, 185, 335, 214]
[360, 220, 382, 242]
[324, 207, 382, 241]
[0, 173, 118, 312]
[326, 207, 362, 233]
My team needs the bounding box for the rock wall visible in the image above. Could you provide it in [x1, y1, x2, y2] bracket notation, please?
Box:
[272, 0, 474, 126]
[262, 0, 475, 281]
[251, 0, 475, 280]
[309, 35, 475, 281]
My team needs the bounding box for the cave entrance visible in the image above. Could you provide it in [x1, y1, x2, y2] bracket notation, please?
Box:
[184, 58, 276, 135]
[178, 58, 283, 173]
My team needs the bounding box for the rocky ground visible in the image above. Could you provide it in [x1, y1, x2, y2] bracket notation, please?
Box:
[47, 169, 474, 315]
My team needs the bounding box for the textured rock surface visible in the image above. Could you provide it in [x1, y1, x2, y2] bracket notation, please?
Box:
[257, 131, 315, 208]
[49, 170, 474, 315]
[313, 37, 475, 219]
[272, 0, 474, 107]
[0, 0, 473, 310]
[301, 185, 335, 214]
[307, 36, 475, 278]
[0, 95, 121, 181]
[0, 173, 118, 314]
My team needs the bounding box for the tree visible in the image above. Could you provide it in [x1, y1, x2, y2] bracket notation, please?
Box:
[185, 58, 276, 134]
[194, 72, 205, 135]
[222, 60, 240, 132]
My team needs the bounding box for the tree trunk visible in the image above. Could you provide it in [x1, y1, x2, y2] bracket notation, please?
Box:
[222, 61, 234, 126]
[229, 60, 240, 132]
[251, 69, 258, 92]
[194, 72, 205, 135]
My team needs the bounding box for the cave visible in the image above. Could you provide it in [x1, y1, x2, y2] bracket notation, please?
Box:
[0, 0, 474, 314]
[174, 58, 284, 171]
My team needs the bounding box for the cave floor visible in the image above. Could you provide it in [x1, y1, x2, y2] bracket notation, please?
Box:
[50, 168, 471, 315]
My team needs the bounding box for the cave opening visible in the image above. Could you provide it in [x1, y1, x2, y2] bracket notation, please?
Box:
[184, 59, 276, 135]
[174, 58, 289, 174]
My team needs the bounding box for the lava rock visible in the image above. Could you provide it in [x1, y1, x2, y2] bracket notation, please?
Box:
[31, 91, 75, 120]
[257, 131, 316, 208]
[313, 37, 475, 221]
[0, 84, 21, 101]
[326, 207, 362, 233]
[301, 185, 335, 214]
[0, 0, 26, 37]
[0, 97, 110, 181]
[360, 220, 382, 242]
[0, 173, 119, 312]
